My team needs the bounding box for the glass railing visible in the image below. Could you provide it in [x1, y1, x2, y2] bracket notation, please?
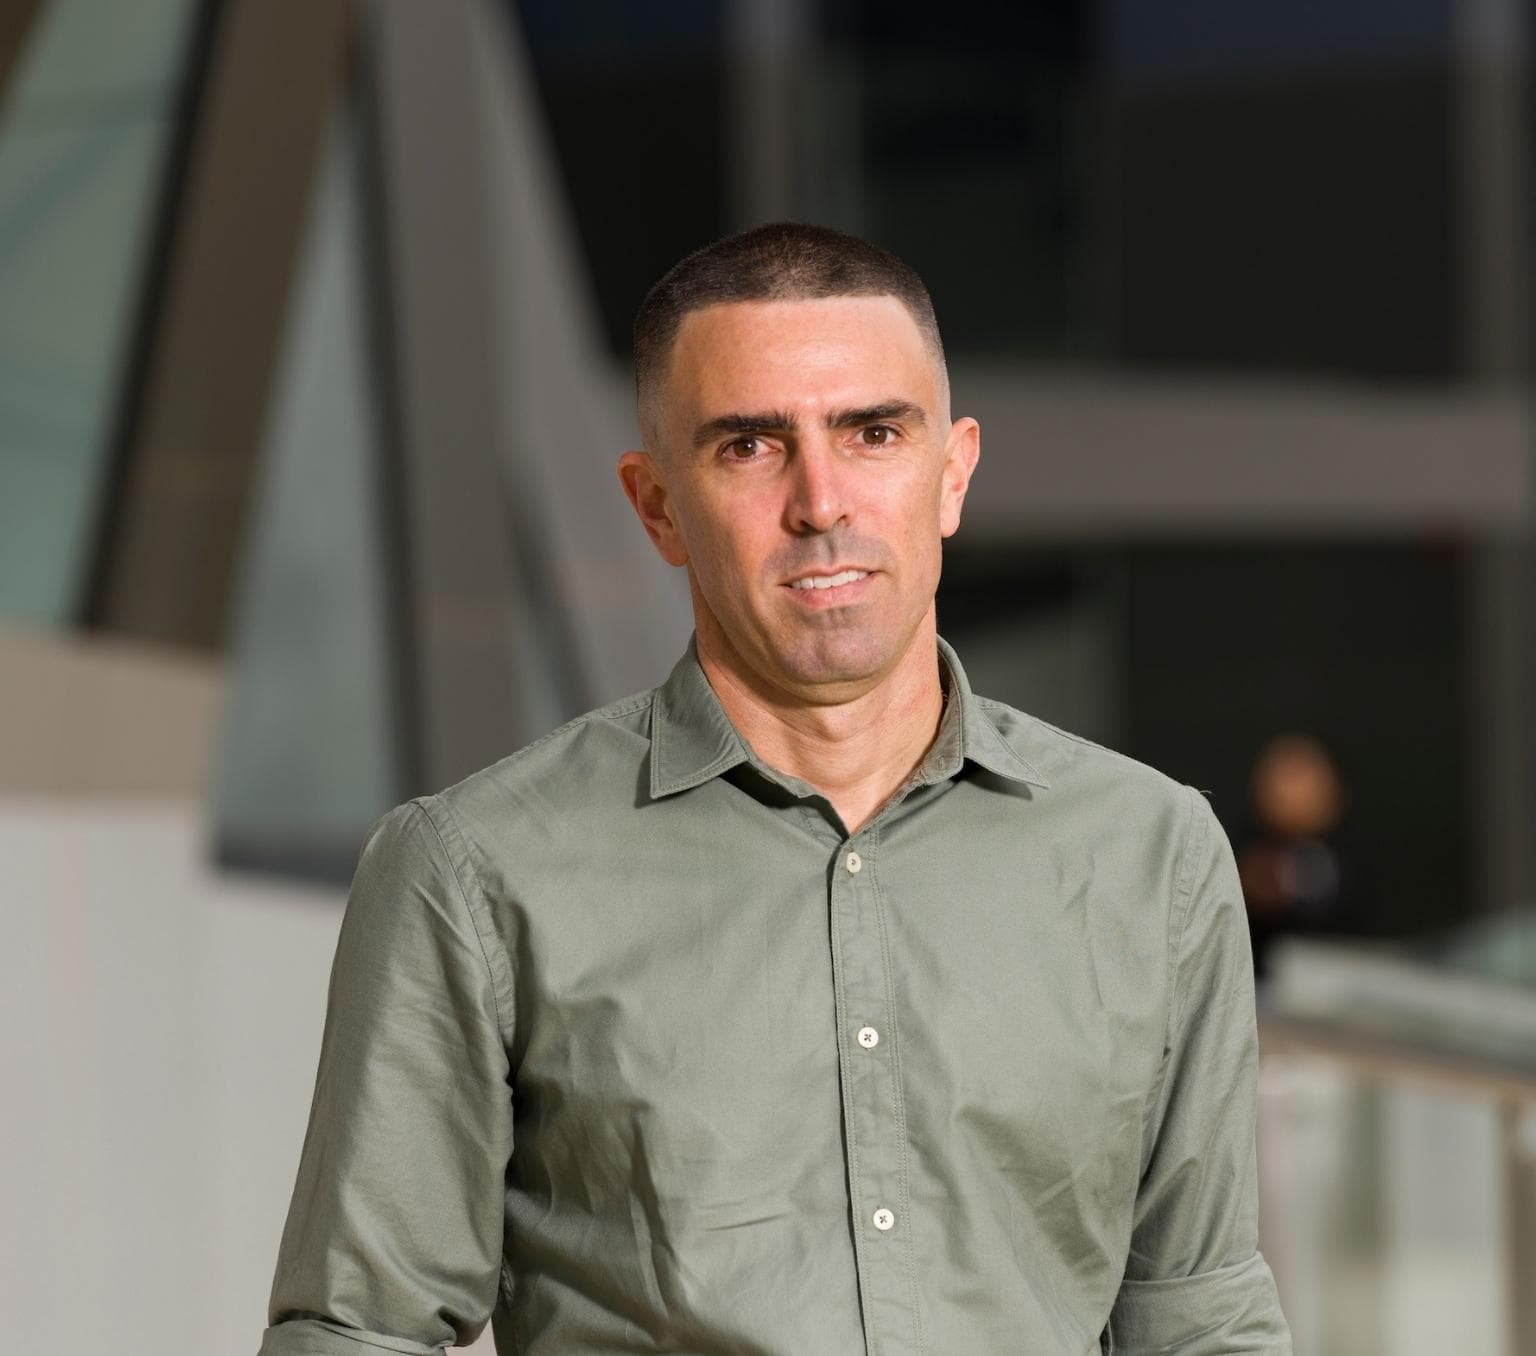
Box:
[1258, 913, 1536, 1355]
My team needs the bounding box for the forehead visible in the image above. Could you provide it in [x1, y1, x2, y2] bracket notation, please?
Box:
[663, 295, 937, 415]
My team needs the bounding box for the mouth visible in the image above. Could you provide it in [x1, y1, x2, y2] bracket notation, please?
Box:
[782, 568, 876, 607]
[785, 568, 871, 592]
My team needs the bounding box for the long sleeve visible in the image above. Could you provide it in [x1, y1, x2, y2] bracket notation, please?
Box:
[1106, 787, 1292, 1354]
[259, 798, 515, 1355]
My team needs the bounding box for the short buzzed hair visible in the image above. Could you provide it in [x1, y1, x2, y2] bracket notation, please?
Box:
[633, 222, 947, 448]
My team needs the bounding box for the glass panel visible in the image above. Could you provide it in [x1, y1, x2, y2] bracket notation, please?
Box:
[1258, 1062, 1508, 1356]
[0, 0, 199, 625]
[1427, 909, 1536, 988]
[508, 0, 1481, 382]
[1125, 543, 1471, 946]
[212, 95, 404, 879]
[509, 0, 728, 357]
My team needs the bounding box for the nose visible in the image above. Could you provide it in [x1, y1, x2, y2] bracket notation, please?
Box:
[783, 436, 850, 535]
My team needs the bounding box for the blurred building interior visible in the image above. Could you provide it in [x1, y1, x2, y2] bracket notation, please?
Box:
[1, 0, 1533, 1352]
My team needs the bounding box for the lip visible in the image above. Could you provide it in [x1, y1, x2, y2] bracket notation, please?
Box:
[781, 568, 877, 607]
[782, 565, 875, 587]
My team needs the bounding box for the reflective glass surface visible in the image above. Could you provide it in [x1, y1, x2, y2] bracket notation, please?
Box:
[0, 0, 199, 624]
[213, 98, 405, 879]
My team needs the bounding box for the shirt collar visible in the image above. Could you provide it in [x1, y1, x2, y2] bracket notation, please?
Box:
[649, 632, 1049, 800]
[935, 633, 1051, 789]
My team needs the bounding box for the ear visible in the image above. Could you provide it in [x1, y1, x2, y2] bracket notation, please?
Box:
[617, 450, 690, 567]
[937, 417, 981, 538]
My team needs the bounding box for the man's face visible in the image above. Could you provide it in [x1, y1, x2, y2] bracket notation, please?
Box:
[619, 294, 980, 703]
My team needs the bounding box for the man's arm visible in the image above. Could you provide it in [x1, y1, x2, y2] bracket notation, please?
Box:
[259, 799, 514, 1356]
[1107, 786, 1292, 1355]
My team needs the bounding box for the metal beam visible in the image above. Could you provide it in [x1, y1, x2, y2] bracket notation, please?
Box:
[948, 369, 1533, 538]
[85, 0, 351, 648]
[365, 0, 526, 788]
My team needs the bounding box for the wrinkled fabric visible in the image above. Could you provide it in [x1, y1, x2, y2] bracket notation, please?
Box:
[261, 634, 1290, 1355]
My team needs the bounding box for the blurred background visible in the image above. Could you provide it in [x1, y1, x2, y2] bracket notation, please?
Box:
[1, 0, 1533, 1351]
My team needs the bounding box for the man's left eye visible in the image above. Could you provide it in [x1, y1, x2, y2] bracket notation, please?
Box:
[860, 425, 896, 446]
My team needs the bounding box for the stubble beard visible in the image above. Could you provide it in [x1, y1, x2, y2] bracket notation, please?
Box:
[693, 573, 918, 703]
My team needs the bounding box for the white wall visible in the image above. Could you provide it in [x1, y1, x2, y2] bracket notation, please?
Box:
[0, 796, 495, 1354]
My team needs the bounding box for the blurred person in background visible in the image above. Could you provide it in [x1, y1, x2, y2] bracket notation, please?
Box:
[259, 224, 1290, 1354]
[1238, 733, 1361, 979]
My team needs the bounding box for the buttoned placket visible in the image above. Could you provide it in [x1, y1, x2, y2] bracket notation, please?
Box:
[828, 819, 924, 1355]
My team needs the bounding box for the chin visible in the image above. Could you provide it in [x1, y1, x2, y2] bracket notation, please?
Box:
[771, 629, 896, 689]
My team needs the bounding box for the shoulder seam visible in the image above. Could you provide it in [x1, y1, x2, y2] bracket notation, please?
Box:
[1165, 784, 1210, 1052]
[544, 691, 650, 740]
[456, 690, 656, 787]
[981, 702, 1181, 787]
[1027, 710, 1141, 763]
[408, 795, 516, 1052]
[512, 691, 654, 760]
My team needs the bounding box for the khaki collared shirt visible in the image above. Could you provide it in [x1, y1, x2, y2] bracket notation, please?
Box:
[261, 635, 1290, 1355]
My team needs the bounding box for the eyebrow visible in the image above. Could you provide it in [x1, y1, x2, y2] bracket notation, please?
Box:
[691, 400, 927, 448]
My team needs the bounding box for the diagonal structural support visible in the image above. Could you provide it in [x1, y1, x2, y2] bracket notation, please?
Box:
[364, 0, 528, 788]
[85, 0, 351, 649]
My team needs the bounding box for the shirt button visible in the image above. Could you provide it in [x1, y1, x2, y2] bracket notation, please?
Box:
[846, 851, 862, 874]
[856, 1026, 880, 1049]
[873, 1207, 895, 1231]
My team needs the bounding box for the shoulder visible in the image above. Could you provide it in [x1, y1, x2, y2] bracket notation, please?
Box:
[968, 691, 1212, 886]
[981, 693, 1192, 807]
[422, 685, 660, 835]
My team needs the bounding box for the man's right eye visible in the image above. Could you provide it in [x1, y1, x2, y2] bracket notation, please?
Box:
[723, 437, 762, 460]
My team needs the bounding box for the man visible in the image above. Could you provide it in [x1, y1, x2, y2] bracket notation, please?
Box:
[261, 223, 1290, 1354]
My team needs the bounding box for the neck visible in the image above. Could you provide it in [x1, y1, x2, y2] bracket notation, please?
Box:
[695, 616, 947, 836]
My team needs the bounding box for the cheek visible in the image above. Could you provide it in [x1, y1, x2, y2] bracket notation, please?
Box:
[889, 474, 949, 541]
[679, 503, 771, 590]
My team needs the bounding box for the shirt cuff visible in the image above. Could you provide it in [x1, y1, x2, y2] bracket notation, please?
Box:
[258, 1318, 446, 1356]
[1107, 1253, 1292, 1355]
